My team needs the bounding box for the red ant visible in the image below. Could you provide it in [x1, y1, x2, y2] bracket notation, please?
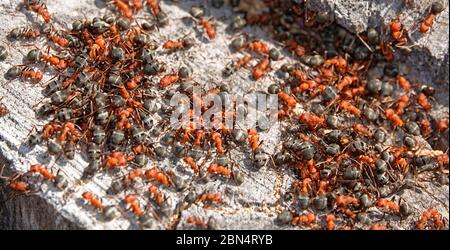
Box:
[389, 18, 407, 44]
[113, 0, 133, 19]
[211, 132, 224, 154]
[148, 185, 165, 205]
[252, 57, 270, 80]
[145, 168, 171, 186]
[323, 56, 347, 73]
[0, 97, 9, 117]
[370, 224, 389, 230]
[235, 55, 252, 70]
[126, 169, 144, 184]
[163, 36, 194, 51]
[397, 75, 411, 92]
[385, 108, 404, 127]
[186, 216, 207, 228]
[131, 0, 143, 11]
[339, 101, 361, 117]
[160, 73, 179, 87]
[199, 18, 216, 40]
[124, 194, 143, 217]
[115, 108, 134, 129]
[29, 164, 54, 181]
[82, 191, 104, 210]
[353, 124, 372, 138]
[9, 26, 40, 40]
[147, 0, 161, 16]
[278, 92, 297, 109]
[0, 166, 31, 194]
[48, 32, 69, 47]
[105, 152, 133, 168]
[299, 113, 325, 130]
[247, 40, 269, 55]
[325, 214, 336, 230]
[248, 129, 260, 151]
[377, 198, 400, 214]
[336, 76, 357, 91]
[196, 193, 223, 206]
[395, 95, 410, 114]
[183, 156, 199, 174]
[437, 119, 449, 132]
[57, 122, 80, 142]
[26, 0, 51, 23]
[417, 93, 432, 111]
[292, 213, 315, 226]
[417, 208, 444, 229]
[419, 2, 444, 34]
[207, 163, 232, 177]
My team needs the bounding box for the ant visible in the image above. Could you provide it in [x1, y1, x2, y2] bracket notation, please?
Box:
[299, 113, 325, 130]
[9, 26, 40, 40]
[105, 152, 133, 168]
[247, 129, 260, 152]
[196, 192, 223, 207]
[130, 0, 143, 11]
[27, 48, 71, 70]
[417, 93, 432, 111]
[82, 191, 104, 210]
[183, 156, 199, 174]
[292, 79, 319, 95]
[389, 18, 407, 44]
[247, 40, 270, 55]
[234, 54, 252, 71]
[148, 185, 165, 205]
[6, 66, 42, 82]
[0, 97, 9, 117]
[436, 119, 449, 132]
[57, 122, 80, 142]
[417, 208, 444, 229]
[420, 118, 433, 137]
[285, 39, 306, 57]
[419, 2, 445, 33]
[385, 108, 404, 127]
[376, 198, 400, 214]
[336, 76, 357, 91]
[207, 163, 232, 177]
[124, 194, 143, 217]
[88, 35, 108, 60]
[211, 132, 224, 154]
[292, 213, 315, 227]
[186, 216, 207, 229]
[278, 91, 297, 109]
[325, 214, 336, 230]
[25, 0, 51, 23]
[252, 57, 270, 80]
[199, 18, 216, 40]
[339, 101, 362, 117]
[370, 224, 389, 230]
[323, 56, 347, 74]
[353, 124, 372, 138]
[48, 32, 70, 47]
[395, 95, 410, 114]
[29, 164, 54, 181]
[162, 36, 195, 51]
[125, 169, 144, 184]
[0, 166, 32, 194]
[112, 0, 133, 19]
[397, 75, 411, 92]
[147, 0, 161, 16]
[144, 168, 172, 186]
[159, 73, 179, 87]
